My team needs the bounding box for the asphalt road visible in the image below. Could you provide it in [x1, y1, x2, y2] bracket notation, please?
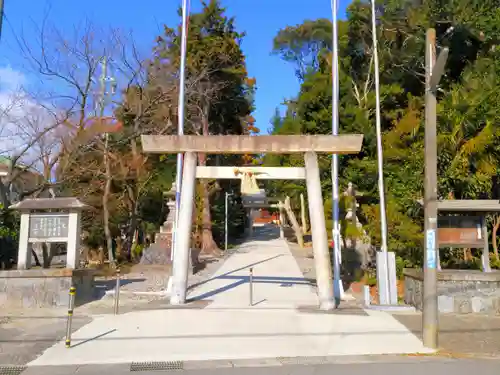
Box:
[0, 315, 91, 366]
[7, 358, 500, 375]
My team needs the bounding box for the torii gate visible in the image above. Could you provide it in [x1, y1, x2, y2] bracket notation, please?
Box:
[198, 166, 302, 235]
[141, 134, 363, 310]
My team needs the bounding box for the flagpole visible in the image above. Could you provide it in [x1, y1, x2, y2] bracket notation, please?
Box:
[330, 0, 343, 303]
[370, 0, 390, 304]
[170, 0, 190, 272]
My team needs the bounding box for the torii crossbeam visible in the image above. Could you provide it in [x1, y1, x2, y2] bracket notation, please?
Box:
[141, 134, 363, 154]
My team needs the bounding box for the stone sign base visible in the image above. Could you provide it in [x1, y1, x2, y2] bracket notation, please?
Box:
[404, 268, 500, 315]
[0, 268, 96, 308]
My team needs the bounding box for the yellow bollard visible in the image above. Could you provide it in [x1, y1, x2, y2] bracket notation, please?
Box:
[65, 286, 76, 348]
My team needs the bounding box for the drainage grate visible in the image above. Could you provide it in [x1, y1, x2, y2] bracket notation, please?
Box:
[0, 366, 27, 375]
[277, 357, 326, 366]
[130, 361, 184, 372]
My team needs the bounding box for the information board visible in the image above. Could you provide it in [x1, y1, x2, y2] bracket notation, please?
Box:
[438, 215, 482, 248]
[28, 214, 69, 240]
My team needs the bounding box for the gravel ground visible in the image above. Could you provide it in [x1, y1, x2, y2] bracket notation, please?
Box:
[286, 241, 316, 281]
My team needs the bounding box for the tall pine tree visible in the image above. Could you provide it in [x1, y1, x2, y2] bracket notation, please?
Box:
[152, 0, 255, 254]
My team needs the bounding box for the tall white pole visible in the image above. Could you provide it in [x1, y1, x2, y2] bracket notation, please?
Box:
[330, 0, 342, 303]
[370, 0, 390, 303]
[171, 0, 190, 262]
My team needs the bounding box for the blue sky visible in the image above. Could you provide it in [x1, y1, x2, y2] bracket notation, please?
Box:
[0, 0, 349, 133]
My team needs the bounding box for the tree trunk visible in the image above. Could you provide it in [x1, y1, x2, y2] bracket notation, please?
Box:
[493, 216, 500, 261]
[197, 107, 221, 257]
[0, 182, 9, 208]
[124, 185, 139, 262]
[41, 243, 55, 268]
[125, 124, 143, 262]
[198, 153, 221, 256]
[463, 248, 473, 262]
[102, 135, 115, 267]
[128, 214, 139, 261]
[31, 249, 41, 267]
[284, 196, 304, 248]
[300, 193, 308, 233]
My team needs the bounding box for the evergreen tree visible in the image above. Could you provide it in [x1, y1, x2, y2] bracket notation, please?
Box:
[266, 0, 500, 268]
[152, 0, 255, 254]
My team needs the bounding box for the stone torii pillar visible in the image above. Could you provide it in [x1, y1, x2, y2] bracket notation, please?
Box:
[304, 152, 334, 309]
[141, 134, 363, 309]
[170, 152, 197, 304]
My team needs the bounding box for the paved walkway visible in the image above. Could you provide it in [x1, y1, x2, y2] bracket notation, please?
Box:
[28, 226, 432, 367]
[188, 227, 318, 309]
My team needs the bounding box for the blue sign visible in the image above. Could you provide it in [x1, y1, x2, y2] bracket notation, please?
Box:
[426, 229, 437, 269]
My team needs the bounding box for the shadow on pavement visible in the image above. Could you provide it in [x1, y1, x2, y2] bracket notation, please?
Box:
[70, 329, 117, 348]
[188, 275, 315, 302]
[187, 255, 283, 292]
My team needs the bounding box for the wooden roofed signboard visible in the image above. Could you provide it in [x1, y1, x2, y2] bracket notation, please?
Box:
[10, 197, 90, 269]
[416, 199, 500, 250]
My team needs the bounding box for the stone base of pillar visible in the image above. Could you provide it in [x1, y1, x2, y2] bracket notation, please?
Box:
[141, 196, 176, 265]
[140, 231, 173, 265]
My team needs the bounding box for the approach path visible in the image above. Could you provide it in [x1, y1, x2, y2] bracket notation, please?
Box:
[28, 225, 431, 367]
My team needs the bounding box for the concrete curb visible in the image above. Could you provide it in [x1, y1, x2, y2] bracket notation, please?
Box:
[103, 290, 170, 297]
[19, 353, 480, 374]
[365, 304, 416, 312]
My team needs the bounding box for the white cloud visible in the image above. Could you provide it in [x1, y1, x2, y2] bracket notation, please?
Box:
[0, 65, 27, 91]
[0, 67, 28, 157]
[0, 66, 62, 175]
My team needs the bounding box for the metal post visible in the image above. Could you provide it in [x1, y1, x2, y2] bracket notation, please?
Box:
[370, 0, 391, 305]
[423, 28, 439, 349]
[363, 285, 371, 307]
[481, 217, 492, 272]
[65, 286, 76, 348]
[225, 192, 231, 252]
[330, 0, 342, 303]
[249, 267, 254, 306]
[247, 209, 254, 237]
[279, 202, 285, 239]
[114, 268, 121, 315]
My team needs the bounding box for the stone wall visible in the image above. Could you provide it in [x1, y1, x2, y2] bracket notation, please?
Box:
[404, 268, 500, 315]
[0, 268, 96, 308]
